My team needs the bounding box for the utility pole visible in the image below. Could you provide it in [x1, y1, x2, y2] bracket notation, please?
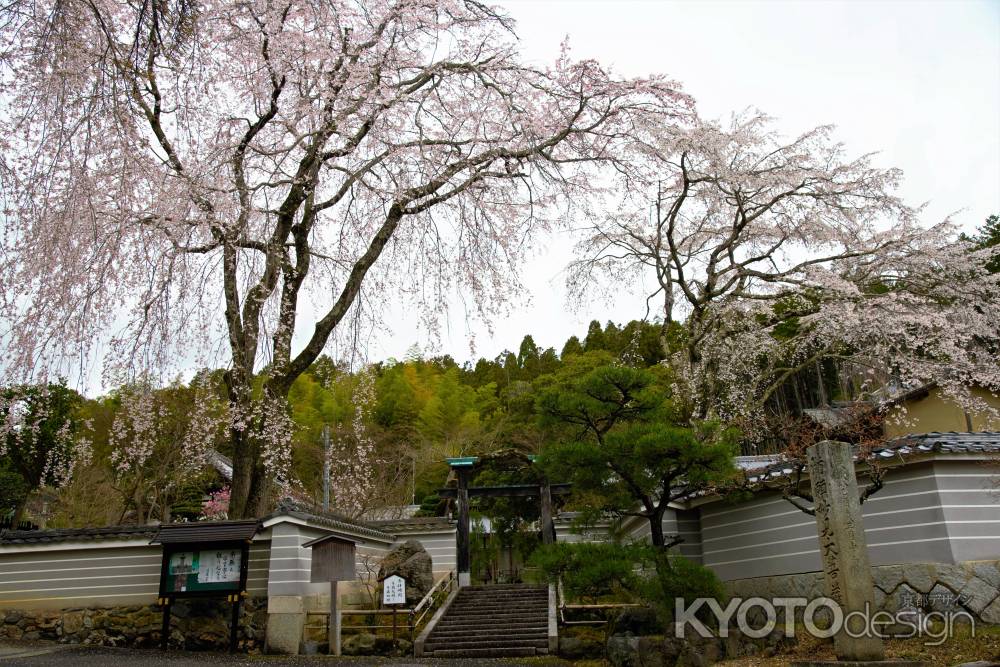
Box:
[322, 424, 331, 511]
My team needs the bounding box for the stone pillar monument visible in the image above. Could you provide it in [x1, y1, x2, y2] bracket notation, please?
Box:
[807, 440, 884, 662]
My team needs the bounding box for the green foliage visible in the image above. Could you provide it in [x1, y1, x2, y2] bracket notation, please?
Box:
[417, 368, 484, 456]
[640, 550, 725, 619]
[469, 520, 501, 584]
[561, 335, 584, 358]
[530, 542, 642, 602]
[1, 380, 82, 493]
[532, 542, 724, 618]
[536, 356, 738, 545]
[963, 213, 1000, 273]
[535, 352, 668, 436]
[471, 453, 544, 545]
[34, 317, 705, 525]
[0, 460, 27, 517]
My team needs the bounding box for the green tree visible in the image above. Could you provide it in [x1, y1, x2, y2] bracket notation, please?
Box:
[0, 381, 83, 526]
[106, 380, 225, 524]
[561, 336, 584, 359]
[417, 368, 483, 457]
[583, 320, 607, 352]
[517, 335, 541, 380]
[964, 214, 1000, 273]
[535, 354, 738, 548]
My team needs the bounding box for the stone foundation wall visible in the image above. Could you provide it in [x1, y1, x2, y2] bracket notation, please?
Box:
[725, 560, 1000, 624]
[0, 597, 267, 651]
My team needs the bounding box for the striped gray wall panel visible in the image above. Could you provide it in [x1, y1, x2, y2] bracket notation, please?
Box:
[937, 460, 1000, 562]
[400, 532, 457, 572]
[701, 462, 962, 581]
[247, 541, 271, 596]
[0, 545, 161, 608]
[676, 509, 702, 562]
[266, 522, 398, 597]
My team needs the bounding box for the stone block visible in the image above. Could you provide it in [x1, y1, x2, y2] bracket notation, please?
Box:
[935, 564, 970, 593]
[966, 562, 1000, 588]
[884, 584, 921, 614]
[268, 595, 304, 614]
[902, 563, 938, 594]
[378, 540, 434, 606]
[62, 611, 84, 635]
[980, 596, 1000, 625]
[265, 612, 304, 655]
[959, 576, 999, 615]
[925, 583, 960, 613]
[342, 632, 376, 656]
[872, 565, 906, 594]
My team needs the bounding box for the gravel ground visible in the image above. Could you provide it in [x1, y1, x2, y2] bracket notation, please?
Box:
[0, 642, 574, 666]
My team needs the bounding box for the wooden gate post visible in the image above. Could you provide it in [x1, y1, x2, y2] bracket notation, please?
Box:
[540, 481, 555, 545]
[456, 467, 472, 587]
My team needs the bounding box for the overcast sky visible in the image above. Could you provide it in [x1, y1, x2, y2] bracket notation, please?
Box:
[363, 0, 1000, 365]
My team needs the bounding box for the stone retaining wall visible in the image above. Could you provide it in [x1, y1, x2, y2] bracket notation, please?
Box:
[726, 560, 1000, 624]
[0, 597, 267, 651]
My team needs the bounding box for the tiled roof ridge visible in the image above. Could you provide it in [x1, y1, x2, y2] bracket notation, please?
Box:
[742, 431, 1000, 483]
[0, 523, 158, 545]
[268, 500, 396, 541]
[368, 517, 454, 532]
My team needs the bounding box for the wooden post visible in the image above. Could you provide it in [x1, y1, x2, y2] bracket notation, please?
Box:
[456, 468, 471, 586]
[329, 580, 341, 656]
[160, 598, 171, 650]
[392, 606, 398, 647]
[540, 481, 555, 545]
[229, 595, 240, 653]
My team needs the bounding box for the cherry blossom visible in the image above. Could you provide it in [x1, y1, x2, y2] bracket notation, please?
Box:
[0, 0, 690, 516]
[571, 111, 1000, 434]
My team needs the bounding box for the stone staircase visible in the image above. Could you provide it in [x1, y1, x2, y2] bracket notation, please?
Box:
[420, 584, 551, 657]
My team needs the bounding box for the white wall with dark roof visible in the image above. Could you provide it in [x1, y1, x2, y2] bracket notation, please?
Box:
[699, 458, 1000, 582]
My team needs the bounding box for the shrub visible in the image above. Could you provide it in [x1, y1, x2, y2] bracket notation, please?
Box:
[634, 548, 725, 623]
[530, 542, 643, 602]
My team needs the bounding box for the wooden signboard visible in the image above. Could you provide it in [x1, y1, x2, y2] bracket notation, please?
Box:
[306, 535, 357, 583]
[151, 520, 260, 653]
[303, 533, 359, 657]
[162, 545, 246, 595]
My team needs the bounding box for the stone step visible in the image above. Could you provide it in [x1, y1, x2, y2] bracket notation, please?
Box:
[453, 598, 547, 606]
[458, 588, 549, 600]
[429, 646, 546, 658]
[424, 637, 549, 651]
[461, 585, 546, 592]
[450, 600, 547, 609]
[436, 612, 546, 623]
[429, 629, 548, 642]
[447, 604, 547, 614]
[433, 618, 548, 631]
[446, 606, 547, 615]
[456, 590, 547, 597]
[419, 584, 551, 658]
[430, 624, 548, 636]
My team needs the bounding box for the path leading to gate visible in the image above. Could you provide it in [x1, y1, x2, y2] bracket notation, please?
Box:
[0, 641, 573, 666]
